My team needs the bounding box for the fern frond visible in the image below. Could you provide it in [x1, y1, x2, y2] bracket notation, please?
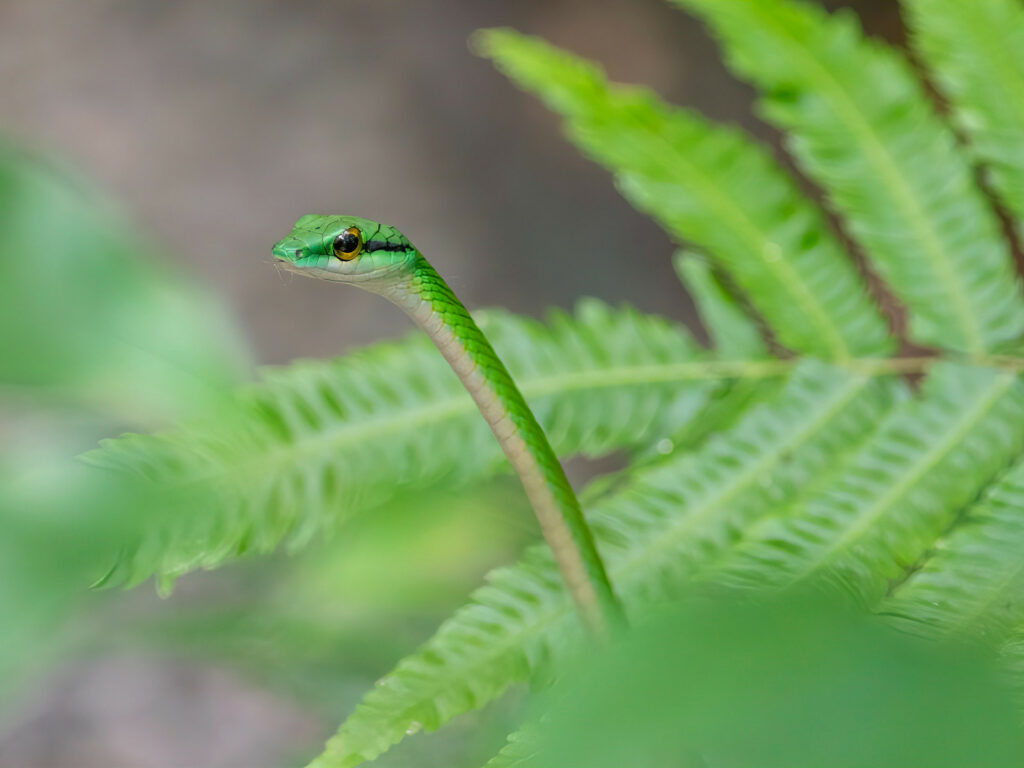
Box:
[881, 455, 1024, 644]
[676, 0, 1024, 354]
[656, 376, 788, 461]
[476, 30, 891, 361]
[674, 251, 767, 360]
[598, 366, 900, 606]
[716, 364, 1024, 604]
[307, 362, 898, 768]
[903, 0, 1024, 229]
[86, 302, 710, 589]
[623, 252, 778, 463]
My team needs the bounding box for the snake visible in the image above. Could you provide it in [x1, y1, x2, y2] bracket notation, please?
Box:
[272, 215, 624, 634]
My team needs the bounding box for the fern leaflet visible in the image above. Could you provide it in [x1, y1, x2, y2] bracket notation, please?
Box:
[85, 302, 711, 589]
[882, 454, 1024, 644]
[307, 362, 898, 768]
[716, 363, 1024, 604]
[674, 251, 768, 361]
[903, 0, 1024, 231]
[476, 29, 891, 361]
[676, 0, 1024, 354]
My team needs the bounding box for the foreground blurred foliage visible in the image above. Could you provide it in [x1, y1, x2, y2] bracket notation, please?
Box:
[507, 595, 1024, 768]
[0, 142, 241, 699]
[7, 0, 1024, 766]
[0, 142, 248, 422]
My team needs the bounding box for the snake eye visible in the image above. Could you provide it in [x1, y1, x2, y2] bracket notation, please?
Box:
[332, 227, 362, 260]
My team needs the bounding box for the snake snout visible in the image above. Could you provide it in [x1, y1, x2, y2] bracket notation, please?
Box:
[272, 237, 307, 262]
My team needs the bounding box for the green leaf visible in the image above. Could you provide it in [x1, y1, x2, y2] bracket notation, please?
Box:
[903, 0, 1024, 230]
[616, 250, 777, 463]
[598, 365, 900, 606]
[511, 596, 1024, 768]
[86, 302, 712, 589]
[881, 455, 1024, 644]
[716, 363, 1024, 603]
[483, 726, 538, 768]
[0, 142, 248, 423]
[0, 141, 246, 693]
[307, 361, 898, 768]
[476, 29, 891, 361]
[0, 452, 209, 697]
[675, 0, 1024, 354]
[998, 630, 1024, 710]
[674, 251, 768, 360]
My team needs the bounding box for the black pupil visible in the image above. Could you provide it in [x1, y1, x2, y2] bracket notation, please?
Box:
[335, 231, 359, 254]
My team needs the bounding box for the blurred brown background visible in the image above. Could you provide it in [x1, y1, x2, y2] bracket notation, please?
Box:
[0, 1, 902, 766]
[0, 0, 903, 365]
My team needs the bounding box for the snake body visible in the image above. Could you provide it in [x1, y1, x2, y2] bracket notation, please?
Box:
[273, 215, 623, 633]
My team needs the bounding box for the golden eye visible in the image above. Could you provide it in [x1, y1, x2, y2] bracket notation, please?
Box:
[332, 227, 362, 260]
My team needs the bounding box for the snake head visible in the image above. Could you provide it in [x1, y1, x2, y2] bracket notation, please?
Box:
[272, 215, 417, 286]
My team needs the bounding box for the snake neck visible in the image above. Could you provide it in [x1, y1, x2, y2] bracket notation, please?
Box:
[380, 256, 622, 635]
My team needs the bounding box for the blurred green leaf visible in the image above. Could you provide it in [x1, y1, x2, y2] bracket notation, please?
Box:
[512, 595, 1024, 768]
[0, 450, 213, 699]
[0, 141, 249, 424]
[0, 140, 245, 698]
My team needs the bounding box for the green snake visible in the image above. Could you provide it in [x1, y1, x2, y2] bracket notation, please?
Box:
[272, 215, 623, 633]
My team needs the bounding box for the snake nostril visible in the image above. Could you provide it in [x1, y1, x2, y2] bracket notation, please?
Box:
[295, 249, 305, 258]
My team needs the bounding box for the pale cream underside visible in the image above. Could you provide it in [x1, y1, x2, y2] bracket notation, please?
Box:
[386, 284, 602, 629]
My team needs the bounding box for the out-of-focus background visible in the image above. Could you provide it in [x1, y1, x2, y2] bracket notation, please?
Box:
[0, 2, 901, 766]
[1, 0, 904, 363]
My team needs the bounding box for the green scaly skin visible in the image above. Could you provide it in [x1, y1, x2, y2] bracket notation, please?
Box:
[272, 215, 623, 633]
